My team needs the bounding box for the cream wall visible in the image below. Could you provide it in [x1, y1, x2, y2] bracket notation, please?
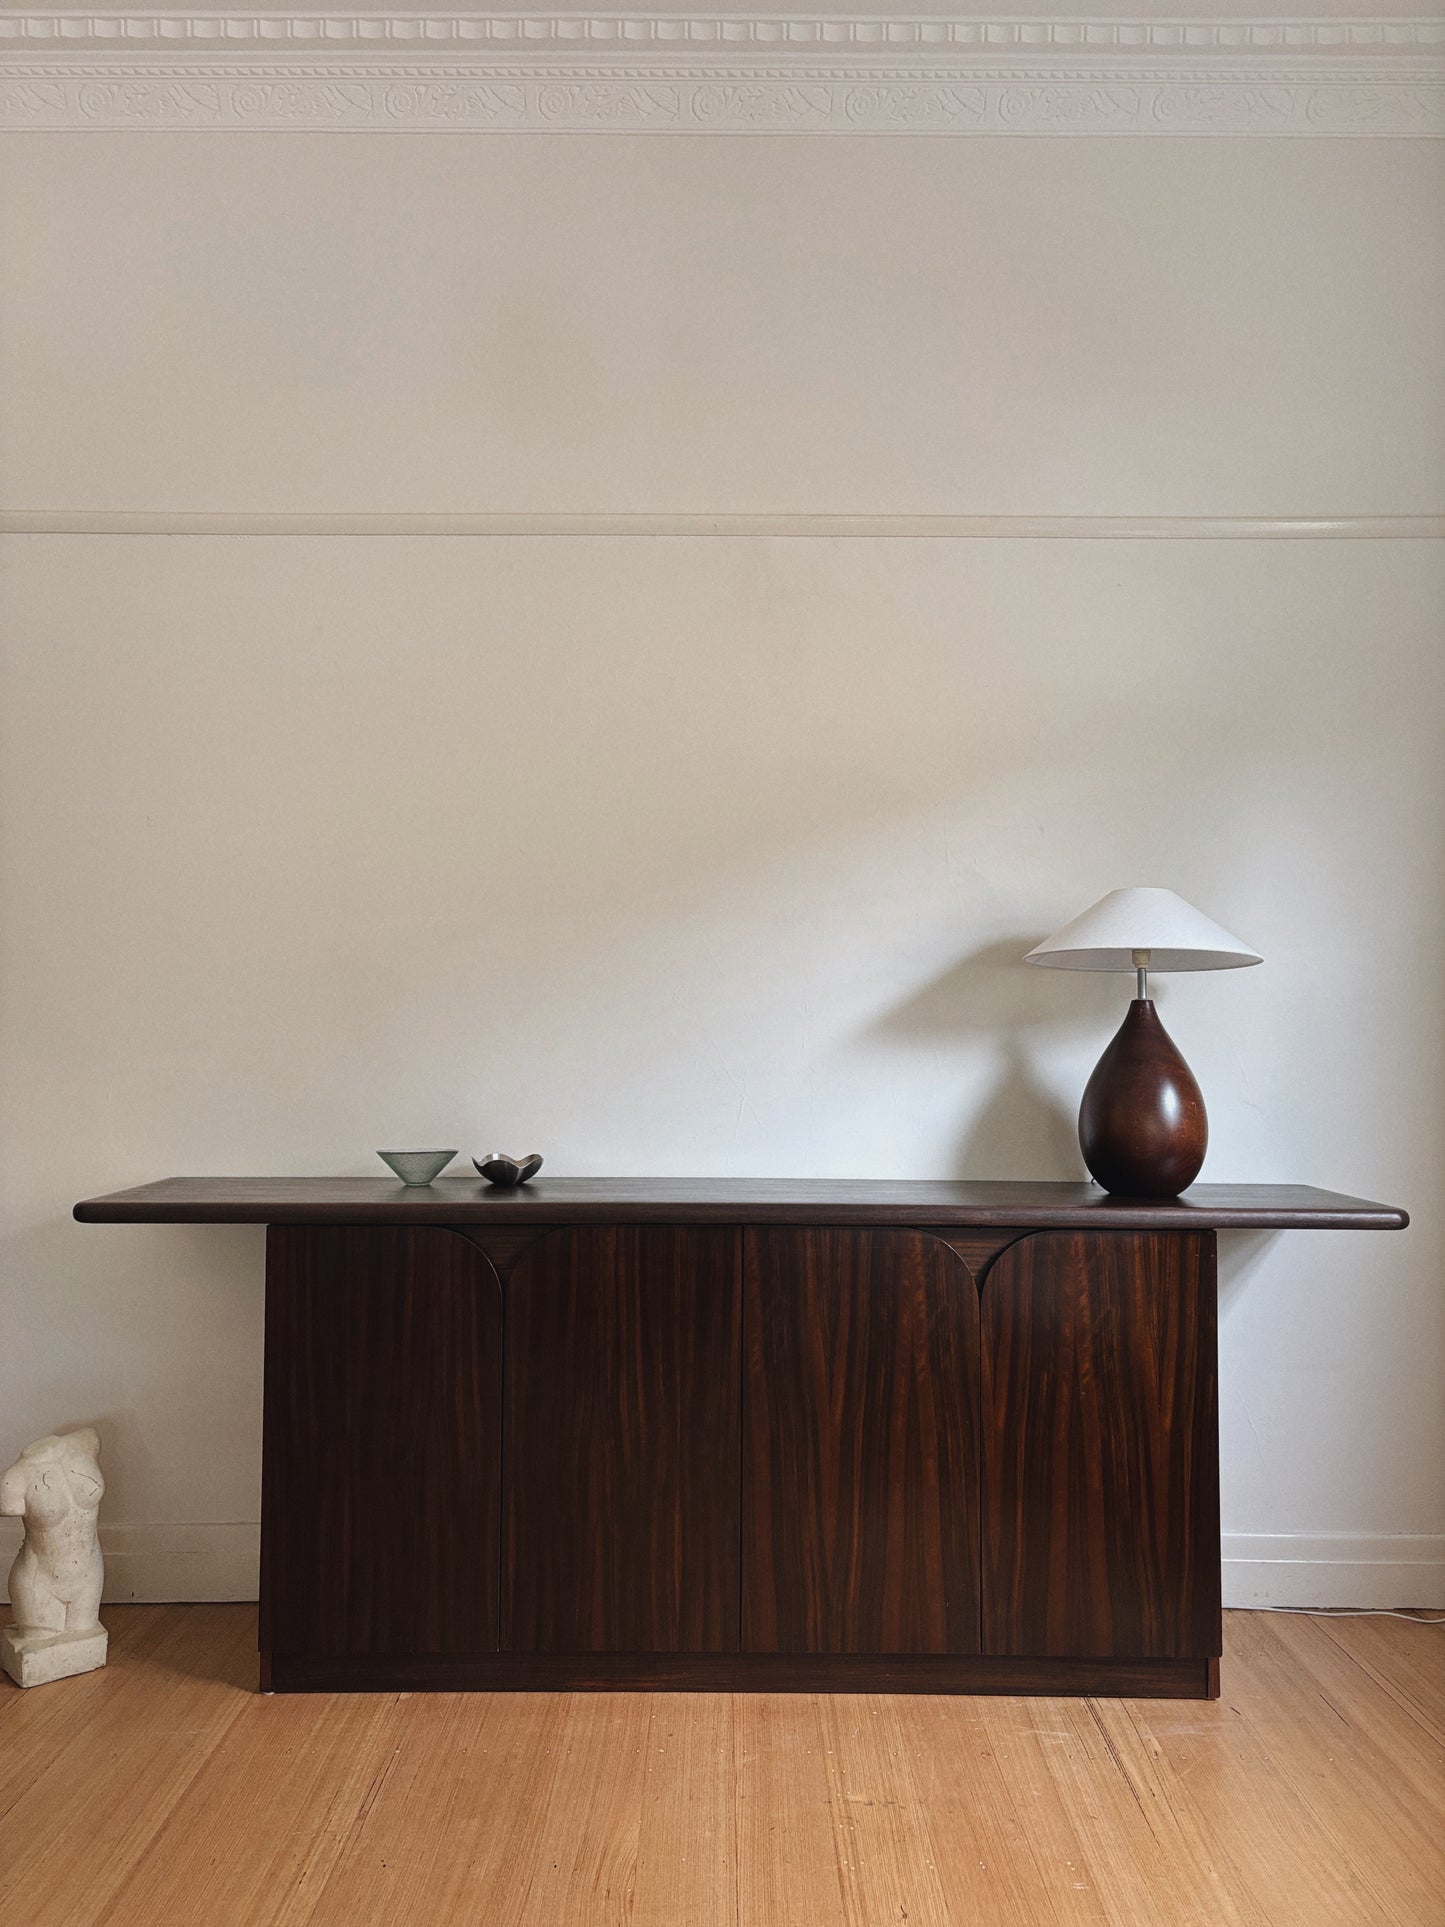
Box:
[1, 120, 1442, 1605]
[5, 138, 1443, 517]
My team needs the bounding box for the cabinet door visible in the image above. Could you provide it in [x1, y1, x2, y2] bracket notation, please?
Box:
[261, 1226, 503, 1657]
[982, 1230, 1220, 1659]
[742, 1228, 982, 1654]
[503, 1226, 741, 1653]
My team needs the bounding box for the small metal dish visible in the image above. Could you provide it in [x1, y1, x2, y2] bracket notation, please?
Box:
[473, 1152, 543, 1187]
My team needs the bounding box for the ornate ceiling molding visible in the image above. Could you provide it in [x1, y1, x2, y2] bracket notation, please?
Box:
[3, 13, 1442, 132]
[3, 14, 1442, 50]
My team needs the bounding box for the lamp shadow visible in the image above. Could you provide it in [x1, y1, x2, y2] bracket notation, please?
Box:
[866, 936, 1124, 1181]
[954, 1041, 1083, 1180]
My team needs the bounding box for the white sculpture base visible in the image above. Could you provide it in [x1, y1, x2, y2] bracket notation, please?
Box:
[1, 1623, 108, 1689]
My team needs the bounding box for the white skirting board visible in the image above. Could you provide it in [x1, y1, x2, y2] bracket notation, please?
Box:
[0, 1520, 261, 1606]
[4, 1521, 1443, 1610]
[1220, 1535, 1445, 1611]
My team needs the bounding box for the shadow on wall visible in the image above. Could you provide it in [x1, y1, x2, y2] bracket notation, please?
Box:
[1218, 1229, 1283, 1317]
[866, 936, 1125, 1180]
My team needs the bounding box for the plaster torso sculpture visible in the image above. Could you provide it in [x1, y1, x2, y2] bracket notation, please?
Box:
[1, 1428, 108, 1687]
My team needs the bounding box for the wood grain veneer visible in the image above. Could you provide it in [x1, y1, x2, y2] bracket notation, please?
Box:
[742, 1227, 982, 1655]
[260, 1225, 502, 1659]
[502, 1226, 742, 1654]
[1080, 999, 1209, 1197]
[981, 1229, 1221, 1659]
[73, 1176, 1409, 1230]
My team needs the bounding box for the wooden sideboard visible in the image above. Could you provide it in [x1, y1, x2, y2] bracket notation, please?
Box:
[74, 1179, 1407, 1699]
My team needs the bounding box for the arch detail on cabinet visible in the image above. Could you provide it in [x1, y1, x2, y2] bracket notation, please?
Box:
[450, 1222, 561, 1278]
[922, 1228, 1029, 1284]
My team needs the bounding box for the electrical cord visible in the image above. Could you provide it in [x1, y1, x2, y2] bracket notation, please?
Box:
[1245, 1605, 1445, 1624]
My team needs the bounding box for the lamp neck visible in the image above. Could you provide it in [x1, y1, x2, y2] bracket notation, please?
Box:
[1132, 947, 1151, 1003]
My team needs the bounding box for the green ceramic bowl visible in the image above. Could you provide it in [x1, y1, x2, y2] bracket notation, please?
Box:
[377, 1150, 457, 1186]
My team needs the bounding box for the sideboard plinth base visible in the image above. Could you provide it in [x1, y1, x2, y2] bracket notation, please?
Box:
[262, 1651, 1220, 1700]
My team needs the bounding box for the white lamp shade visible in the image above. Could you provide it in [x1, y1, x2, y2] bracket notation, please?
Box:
[1024, 887, 1262, 973]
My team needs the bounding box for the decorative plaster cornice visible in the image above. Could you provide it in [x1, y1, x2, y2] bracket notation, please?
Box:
[3, 61, 1440, 131]
[3, 13, 1443, 51]
[2, 13, 1442, 132]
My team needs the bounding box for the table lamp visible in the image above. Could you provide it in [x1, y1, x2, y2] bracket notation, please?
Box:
[1024, 887, 1262, 1197]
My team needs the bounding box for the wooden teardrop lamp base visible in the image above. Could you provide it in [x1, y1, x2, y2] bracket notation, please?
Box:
[1079, 999, 1208, 1198]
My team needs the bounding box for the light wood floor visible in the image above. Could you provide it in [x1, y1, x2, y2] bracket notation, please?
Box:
[0, 1607, 1440, 1925]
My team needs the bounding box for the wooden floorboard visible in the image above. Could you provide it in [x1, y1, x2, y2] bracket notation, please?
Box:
[1, 1607, 1441, 1926]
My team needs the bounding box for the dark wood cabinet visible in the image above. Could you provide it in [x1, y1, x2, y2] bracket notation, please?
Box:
[259, 1226, 503, 1660]
[742, 1228, 981, 1655]
[76, 1178, 1405, 1698]
[502, 1226, 741, 1653]
[981, 1230, 1219, 1659]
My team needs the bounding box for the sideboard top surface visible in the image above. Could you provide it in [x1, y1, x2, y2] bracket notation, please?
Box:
[73, 1178, 1408, 1231]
